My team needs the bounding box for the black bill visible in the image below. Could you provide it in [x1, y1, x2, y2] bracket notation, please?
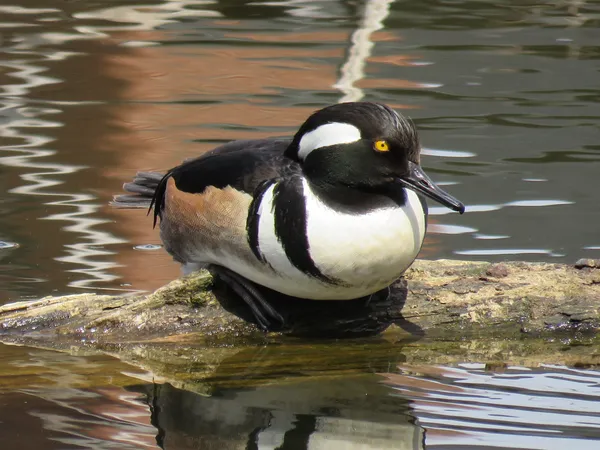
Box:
[397, 162, 465, 214]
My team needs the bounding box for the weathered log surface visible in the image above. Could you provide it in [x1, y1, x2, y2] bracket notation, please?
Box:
[1, 258, 599, 387]
[1, 259, 599, 347]
[405, 258, 600, 333]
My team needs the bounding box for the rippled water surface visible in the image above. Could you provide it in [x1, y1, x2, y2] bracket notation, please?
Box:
[1, 1, 599, 448]
[2, 339, 600, 450]
[1, 0, 599, 301]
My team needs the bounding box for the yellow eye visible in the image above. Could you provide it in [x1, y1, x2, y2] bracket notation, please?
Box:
[373, 140, 389, 152]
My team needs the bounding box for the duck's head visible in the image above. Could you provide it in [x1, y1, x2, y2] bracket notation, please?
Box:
[285, 102, 465, 214]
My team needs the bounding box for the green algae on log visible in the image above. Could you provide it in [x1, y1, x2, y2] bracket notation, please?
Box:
[1, 259, 599, 346]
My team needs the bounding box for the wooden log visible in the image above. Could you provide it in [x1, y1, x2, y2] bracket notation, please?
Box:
[1, 259, 599, 347]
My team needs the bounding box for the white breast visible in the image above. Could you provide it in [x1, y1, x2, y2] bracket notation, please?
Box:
[219, 179, 427, 300]
[302, 180, 426, 292]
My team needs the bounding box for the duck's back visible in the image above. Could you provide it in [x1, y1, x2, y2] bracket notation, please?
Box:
[153, 138, 296, 220]
[150, 138, 298, 270]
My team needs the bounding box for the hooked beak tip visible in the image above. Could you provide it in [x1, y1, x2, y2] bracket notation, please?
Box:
[397, 162, 466, 214]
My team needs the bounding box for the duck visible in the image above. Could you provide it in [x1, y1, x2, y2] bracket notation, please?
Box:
[116, 102, 465, 330]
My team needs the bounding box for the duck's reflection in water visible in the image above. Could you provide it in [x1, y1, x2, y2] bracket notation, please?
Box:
[134, 378, 423, 450]
[130, 342, 424, 450]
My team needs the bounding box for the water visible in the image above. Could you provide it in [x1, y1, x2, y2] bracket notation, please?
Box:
[1, 339, 600, 449]
[1, 1, 599, 448]
[1, 0, 599, 301]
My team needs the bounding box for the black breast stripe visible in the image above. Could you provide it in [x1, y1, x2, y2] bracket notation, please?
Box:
[246, 179, 275, 263]
[272, 177, 338, 284]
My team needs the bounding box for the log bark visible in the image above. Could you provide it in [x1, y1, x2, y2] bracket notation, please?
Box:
[1, 258, 599, 382]
[1, 259, 598, 345]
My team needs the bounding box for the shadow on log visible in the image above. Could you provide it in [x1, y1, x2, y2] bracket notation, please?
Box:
[212, 273, 410, 337]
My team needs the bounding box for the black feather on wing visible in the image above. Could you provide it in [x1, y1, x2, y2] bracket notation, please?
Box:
[150, 138, 299, 228]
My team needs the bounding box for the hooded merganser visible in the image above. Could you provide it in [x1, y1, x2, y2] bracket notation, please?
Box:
[117, 102, 465, 330]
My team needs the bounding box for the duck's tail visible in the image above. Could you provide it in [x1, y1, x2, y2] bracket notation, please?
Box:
[111, 171, 164, 209]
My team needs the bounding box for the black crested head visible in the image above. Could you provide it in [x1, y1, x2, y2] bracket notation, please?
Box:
[285, 102, 420, 193]
[284, 102, 465, 214]
[285, 102, 420, 164]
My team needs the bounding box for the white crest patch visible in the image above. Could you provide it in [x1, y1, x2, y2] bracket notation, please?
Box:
[297, 122, 361, 160]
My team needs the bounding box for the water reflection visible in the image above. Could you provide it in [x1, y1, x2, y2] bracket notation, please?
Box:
[124, 340, 426, 449]
[0, 344, 157, 449]
[388, 363, 600, 449]
[6, 340, 600, 449]
[0, 78, 126, 294]
[127, 341, 600, 450]
[135, 378, 422, 450]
